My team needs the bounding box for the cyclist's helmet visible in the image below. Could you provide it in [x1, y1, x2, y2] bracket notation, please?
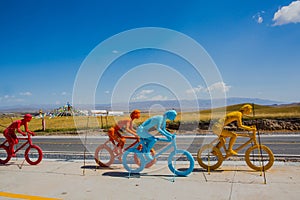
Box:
[239, 104, 252, 113]
[24, 114, 33, 122]
[164, 110, 177, 121]
[130, 109, 141, 120]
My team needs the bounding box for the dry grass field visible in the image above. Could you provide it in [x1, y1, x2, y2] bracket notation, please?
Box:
[0, 103, 299, 134]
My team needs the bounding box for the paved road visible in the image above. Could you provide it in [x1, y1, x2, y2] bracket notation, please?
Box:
[9, 134, 300, 159]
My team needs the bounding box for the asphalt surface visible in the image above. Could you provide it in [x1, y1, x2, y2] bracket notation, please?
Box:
[1, 160, 300, 200]
[4, 135, 300, 160]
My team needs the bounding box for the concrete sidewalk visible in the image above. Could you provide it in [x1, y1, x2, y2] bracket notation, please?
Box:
[1, 160, 300, 200]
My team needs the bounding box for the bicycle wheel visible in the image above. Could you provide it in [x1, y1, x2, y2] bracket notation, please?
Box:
[122, 150, 145, 173]
[197, 144, 223, 170]
[94, 144, 114, 167]
[25, 145, 43, 165]
[245, 145, 274, 171]
[168, 149, 194, 176]
[0, 145, 11, 164]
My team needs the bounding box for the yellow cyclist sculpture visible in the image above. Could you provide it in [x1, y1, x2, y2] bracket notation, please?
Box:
[212, 104, 256, 155]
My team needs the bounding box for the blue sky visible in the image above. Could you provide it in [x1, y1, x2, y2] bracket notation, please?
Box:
[1, 0, 300, 107]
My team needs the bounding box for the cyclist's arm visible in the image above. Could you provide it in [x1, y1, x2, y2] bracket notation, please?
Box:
[236, 116, 255, 131]
[126, 129, 138, 137]
[24, 122, 35, 135]
[157, 127, 173, 141]
[16, 128, 26, 136]
[15, 121, 26, 136]
[124, 121, 138, 137]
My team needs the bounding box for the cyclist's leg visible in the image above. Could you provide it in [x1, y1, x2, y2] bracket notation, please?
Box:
[211, 137, 226, 156]
[221, 130, 237, 155]
[108, 128, 122, 154]
[5, 132, 17, 157]
[118, 136, 126, 153]
[212, 125, 223, 149]
[212, 126, 224, 154]
[216, 136, 226, 149]
[114, 137, 122, 154]
[107, 127, 116, 145]
[144, 136, 156, 160]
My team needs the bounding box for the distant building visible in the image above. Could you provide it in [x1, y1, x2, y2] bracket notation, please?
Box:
[107, 111, 124, 116]
[90, 110, 108, 116]
[90, 110, 124, 116]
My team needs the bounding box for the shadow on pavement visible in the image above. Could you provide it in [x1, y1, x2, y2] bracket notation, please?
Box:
[81, 165, 122, 170]
[101, 171, 186, 181]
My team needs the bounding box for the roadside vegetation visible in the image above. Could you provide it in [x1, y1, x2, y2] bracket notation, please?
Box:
[0, 103, 299, 135]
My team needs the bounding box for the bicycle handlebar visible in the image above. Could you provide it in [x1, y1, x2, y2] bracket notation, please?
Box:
[19, 132, 35, 138]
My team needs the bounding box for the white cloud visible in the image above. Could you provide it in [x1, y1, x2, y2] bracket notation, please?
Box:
[0, 95, 23, 103]
[273, 0, 300, 26]
[186, 82, 230, 96]
[206, 82, 231, 93]
[105, 90, 110, 94]
[19, 92, 32, 96]
[186, 85, 204, 94]
[257, 16, 263, 24]
[61, 92, 67, 96]
[253, 11, 265, 24]
[140, 89, 154, 95]
[132, 89, 154, 100]
[112, 50, 119, 54]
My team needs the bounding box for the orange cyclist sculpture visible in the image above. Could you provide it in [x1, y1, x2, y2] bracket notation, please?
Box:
[212, 104, 256, 155]
[107, 110, 141, 154]
[3, 114, 35, 157]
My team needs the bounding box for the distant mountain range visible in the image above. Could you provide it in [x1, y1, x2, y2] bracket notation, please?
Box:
[101, 97, 287, 111]
[0, 97, 290, 113]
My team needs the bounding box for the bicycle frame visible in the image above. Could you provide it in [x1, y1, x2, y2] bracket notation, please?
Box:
[129, 136, 175, 161]
[217, 131, 257, 158]
[197, 129, 274, 172]
[95, 134, 154, 167]
[1, 133, 43, 165]
[122, 134, 194, 176]
[107, 135, 139, 153]
[234, 133, 257, 152]
[1, 134, 33, 154]
[151, 137, 176, 159]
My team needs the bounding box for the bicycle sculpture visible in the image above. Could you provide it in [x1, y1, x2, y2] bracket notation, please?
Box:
[197, 127, 274, 171]
[197, 104, 274, 171]
[0, 132, 43, 165]
[94, 135, 156, 168]
[122, 134, 194, 176]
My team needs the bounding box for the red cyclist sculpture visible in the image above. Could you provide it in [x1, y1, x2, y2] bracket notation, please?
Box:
[1, 114, 42, 165]
[3, 114, 35, 157]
